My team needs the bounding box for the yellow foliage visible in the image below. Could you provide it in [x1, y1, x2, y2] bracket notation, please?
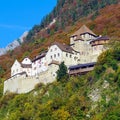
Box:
[52, 108, 70, 120]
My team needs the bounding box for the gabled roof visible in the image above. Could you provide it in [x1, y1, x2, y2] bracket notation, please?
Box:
[32, 51, 47, 62]
[51, 42, 74, 54]
[69, 62, 96, 70]
[71, 25, 96, 37]
[90, 36, 109, 43]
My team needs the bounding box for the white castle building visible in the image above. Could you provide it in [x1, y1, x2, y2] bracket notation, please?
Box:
[4, 25, 109, 94]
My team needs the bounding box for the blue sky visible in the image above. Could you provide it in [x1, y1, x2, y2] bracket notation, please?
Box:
[0, 0, 57, 48]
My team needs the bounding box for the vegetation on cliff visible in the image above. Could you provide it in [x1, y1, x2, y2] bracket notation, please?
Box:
[0, 38, 120, 119]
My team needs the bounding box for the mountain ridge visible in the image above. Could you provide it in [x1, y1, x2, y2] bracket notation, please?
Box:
[0, 31, 28, 56]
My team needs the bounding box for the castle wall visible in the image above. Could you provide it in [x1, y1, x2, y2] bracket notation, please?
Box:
[62, 51, 79, 67]
[4, 64, 58, 94]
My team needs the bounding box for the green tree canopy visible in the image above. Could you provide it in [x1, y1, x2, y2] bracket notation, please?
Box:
[56, 62, 68, 81]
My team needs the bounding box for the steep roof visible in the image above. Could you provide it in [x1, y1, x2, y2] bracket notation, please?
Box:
[71, 25, 96, 37]
[69, 62, 96, 70]
[90, 36, 109, 43]
[51, 42, 74, 54]
[32, 51, 47, 62]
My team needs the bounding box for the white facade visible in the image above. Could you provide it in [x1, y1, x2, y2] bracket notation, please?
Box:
[46, 44, 80, 67]
[46, 45, 63, 65]
[21, 57, 32, 76]
[22, 57, 32, 65]
[32, 56, 48, 76]
[11, 60, 22, 77]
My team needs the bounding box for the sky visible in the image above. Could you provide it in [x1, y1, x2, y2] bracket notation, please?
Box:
[0, 0, 57, 48]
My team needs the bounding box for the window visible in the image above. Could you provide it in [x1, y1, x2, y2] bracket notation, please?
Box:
[55, 48, 57, 51]
[58, 53, 60, 57]
[74, 57, 77, 60]
[54, 54, 56, 58]
[53, 74, 55, 77]
[51, 56, 53, 59]
[66, 53, 68, 57]
[50, 49, 52, 52]
[70, 54, 72, 58]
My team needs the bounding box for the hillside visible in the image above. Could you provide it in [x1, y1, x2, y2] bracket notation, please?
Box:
[0, 39, 120, 119]
[25, 0, 119, 42]
[0, 0, 120, 119]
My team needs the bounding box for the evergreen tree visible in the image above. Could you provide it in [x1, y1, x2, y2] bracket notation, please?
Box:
[56, 62, 68, 81]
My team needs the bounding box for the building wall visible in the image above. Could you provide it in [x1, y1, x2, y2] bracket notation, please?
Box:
[11, 60, 22, 77]
[22, 67, 32, 76]
[32, 57, 48, 76]
[4, 64, 59, 94]
[46, 45, 63, 64]
[81, 33, 95, 41]
[62, 51, 79, 67]
[22, 57, 32, 64]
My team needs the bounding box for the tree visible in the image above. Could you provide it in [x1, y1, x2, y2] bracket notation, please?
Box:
[56, 62, 68, 81]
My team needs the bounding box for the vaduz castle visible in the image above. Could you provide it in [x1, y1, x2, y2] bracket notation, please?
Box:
[4, 25, 109, 94]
